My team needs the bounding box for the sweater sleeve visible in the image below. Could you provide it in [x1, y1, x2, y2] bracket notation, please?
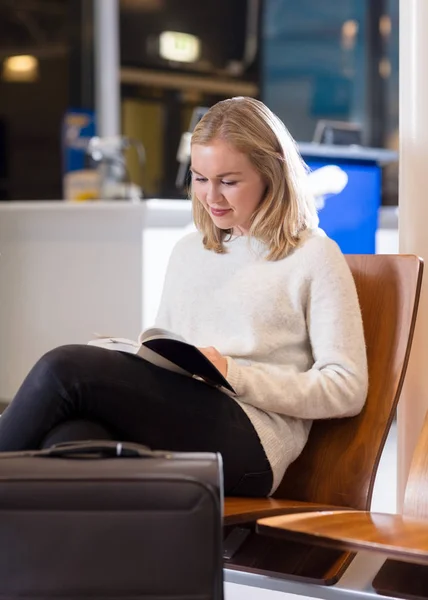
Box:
[225, 240, 368, 420]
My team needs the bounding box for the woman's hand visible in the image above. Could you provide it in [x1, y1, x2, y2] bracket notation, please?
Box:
[198, 346, 228, 378]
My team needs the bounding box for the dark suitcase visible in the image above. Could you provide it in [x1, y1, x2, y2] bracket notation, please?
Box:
[0, 441, 224, 600]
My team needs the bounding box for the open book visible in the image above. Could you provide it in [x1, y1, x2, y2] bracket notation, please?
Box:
[88, 328, 235, 394]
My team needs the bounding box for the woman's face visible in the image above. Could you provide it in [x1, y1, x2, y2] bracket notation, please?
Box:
[191, 139, 266, 235]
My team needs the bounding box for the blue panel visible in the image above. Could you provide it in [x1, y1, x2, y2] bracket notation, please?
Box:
[62, 109, 96, 174]
[305, 158, 381, 254]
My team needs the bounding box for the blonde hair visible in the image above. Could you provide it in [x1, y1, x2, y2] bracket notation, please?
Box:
[190, 97, 318, 261]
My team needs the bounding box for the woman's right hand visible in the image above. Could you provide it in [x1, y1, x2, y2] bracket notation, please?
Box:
[198, 346, 228, 378]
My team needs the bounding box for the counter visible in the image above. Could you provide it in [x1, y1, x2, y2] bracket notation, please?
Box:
[0, 200, 193, 402]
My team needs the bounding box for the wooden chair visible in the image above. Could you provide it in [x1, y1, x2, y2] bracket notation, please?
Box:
[224, 254, 423, 585]
[257, 410, 428, 599]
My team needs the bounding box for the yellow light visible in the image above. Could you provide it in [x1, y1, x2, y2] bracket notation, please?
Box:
[379, 15, 392, 37]
[159, 31, 200, 63]
[2, 55, 39, 82]
[341, 20, 359, 50]
[379, 58, 391, 78]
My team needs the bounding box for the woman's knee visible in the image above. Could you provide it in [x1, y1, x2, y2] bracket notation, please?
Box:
[7, 346, 91, 428]
[32, 344, 89, 383]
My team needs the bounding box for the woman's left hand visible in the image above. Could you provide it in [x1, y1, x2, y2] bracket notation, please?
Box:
[198, 346, 228, 378]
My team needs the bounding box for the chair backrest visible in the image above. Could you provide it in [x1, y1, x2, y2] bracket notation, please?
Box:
[404, 411, 428, 519]
[274, 254, 423, 511]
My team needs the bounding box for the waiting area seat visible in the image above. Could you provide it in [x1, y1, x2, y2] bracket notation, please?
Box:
[224, 497, 337, 525]
[224, 254, 423, 585]
[257, 409, 428, 599]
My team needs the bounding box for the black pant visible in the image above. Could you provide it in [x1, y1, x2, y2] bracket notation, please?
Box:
[0, 345, 273, 496]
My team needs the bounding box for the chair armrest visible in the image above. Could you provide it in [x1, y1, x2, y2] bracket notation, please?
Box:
[257, 510, 428, 565]
[224, 497, 344, 525]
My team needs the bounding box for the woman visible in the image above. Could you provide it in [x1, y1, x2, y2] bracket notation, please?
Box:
[0, 97, 368, 497]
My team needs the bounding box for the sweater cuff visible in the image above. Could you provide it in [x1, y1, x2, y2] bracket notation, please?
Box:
[226, 357, 244, 396]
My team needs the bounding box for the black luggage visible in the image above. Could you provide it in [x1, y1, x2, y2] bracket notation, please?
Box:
[0, 441, 223, 600]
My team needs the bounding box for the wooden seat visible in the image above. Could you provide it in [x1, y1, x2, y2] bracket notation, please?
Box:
[257, 410, 428, 598]
[224, 497, 338, 525]
[224, 254, 423, 585]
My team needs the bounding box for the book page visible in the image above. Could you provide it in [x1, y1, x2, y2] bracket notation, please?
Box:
[87, 337, 139, 353]
[138, 327, 186, 344]
[88, 335, 235, 394]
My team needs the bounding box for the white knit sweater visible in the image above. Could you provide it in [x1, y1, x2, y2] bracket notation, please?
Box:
[153, 228, 368, 493]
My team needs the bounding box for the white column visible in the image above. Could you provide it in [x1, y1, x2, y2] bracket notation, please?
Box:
[94, 0, 121, 137]
[397, 0, 428, 507]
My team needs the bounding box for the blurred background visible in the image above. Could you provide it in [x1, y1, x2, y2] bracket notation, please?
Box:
[0, 0, 402, 404]
[0, 0, 398, 205]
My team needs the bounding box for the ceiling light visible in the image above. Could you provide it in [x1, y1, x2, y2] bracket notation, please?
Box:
[159, 31, 200, 63]
[2, 55, 39, 82]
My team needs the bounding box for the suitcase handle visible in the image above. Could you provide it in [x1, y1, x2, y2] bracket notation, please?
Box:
[42, 441, 170, 459]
